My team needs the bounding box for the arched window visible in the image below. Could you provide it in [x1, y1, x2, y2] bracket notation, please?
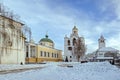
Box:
[101, 40, 104, 43]
[68, 40, 70, 45]
[73, 38, 76, 46]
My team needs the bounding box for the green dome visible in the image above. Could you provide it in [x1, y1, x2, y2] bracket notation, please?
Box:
[40, 35, 53, 43]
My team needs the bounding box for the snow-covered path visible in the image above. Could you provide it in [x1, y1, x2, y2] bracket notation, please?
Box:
[0, 64, 46, 71]
[0, 62, 119, 80]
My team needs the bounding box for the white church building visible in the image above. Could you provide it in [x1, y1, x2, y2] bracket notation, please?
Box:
[95, 35, 119, 62]
[64, 26, 86, 62]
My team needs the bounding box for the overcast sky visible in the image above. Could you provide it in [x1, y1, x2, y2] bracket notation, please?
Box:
[1, 0, 120, 54]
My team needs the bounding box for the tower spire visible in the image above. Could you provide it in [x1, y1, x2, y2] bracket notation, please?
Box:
[72, 25, 78, 35]
[74, 22, 76, 26]
[45, 31, 48, 38]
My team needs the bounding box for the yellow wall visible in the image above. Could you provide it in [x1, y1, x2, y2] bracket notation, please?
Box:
[26, 44, 63, 63]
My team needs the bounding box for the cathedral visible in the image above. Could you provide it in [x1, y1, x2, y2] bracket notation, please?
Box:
[64, 26, 86, 62]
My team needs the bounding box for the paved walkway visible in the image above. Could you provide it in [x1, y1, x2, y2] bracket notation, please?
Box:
[0, 67, 44, 75]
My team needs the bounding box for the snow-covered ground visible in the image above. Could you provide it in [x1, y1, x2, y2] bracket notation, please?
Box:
[0, 62, 119, 80]
[0, 64, 46, 71]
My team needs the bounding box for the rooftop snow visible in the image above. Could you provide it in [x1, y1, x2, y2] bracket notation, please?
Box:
[98, 47, 119, 52]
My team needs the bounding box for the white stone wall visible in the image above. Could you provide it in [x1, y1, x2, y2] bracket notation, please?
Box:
[0, 16, 25, 64]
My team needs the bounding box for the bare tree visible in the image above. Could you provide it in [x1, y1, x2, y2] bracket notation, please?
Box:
[0, 3, 31, 62]
[74, 37, 86, 62]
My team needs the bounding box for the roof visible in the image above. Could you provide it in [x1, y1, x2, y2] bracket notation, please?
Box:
[0, 15, 24, 25]
[98, 47, 118, 52]
[40, 35, 53, 43]
[99, 35, 105, 41]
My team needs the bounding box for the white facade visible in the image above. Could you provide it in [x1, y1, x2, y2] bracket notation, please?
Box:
[0, 15, 26, 64]
[96, 35, 119, 62]
[64, 26, 85, 62]
[87, 35, 119, 62]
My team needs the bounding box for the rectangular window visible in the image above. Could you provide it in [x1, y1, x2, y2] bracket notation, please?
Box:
[57, 54, 58, 58]
[55, 54, 56, 58]
[68, 47, 72, 50]
[40, 51, 43, 57]
[52, 53, 54, 57]
[26, 52, 28, 57]
[48, 52, 50, 57]
[44, 52, 46, 57]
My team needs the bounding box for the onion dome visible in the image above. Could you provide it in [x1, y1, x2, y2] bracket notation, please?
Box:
[40, 35, 53, 43]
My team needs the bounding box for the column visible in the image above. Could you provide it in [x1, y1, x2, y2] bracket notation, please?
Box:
[28, 44, 31, 58]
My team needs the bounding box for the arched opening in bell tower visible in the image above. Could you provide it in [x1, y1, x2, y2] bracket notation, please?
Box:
[73, 38, 76, 46]
[68, 40, 70, 45]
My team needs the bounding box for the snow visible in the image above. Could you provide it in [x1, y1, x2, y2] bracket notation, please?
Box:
[97, 57, 113, 59]
[0, 64, 46, 71]
[98, 47, 118, 52]
[0, 62, 119, 80]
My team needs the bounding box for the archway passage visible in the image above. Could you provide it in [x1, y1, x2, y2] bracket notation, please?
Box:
[65, 56, 68, 62]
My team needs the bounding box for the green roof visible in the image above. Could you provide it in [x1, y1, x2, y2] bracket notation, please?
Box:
[40, 35, 53, 43]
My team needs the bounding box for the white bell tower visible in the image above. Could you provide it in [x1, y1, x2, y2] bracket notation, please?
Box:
[64, 25, 85, 62]
[98, 35, 105, 49]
